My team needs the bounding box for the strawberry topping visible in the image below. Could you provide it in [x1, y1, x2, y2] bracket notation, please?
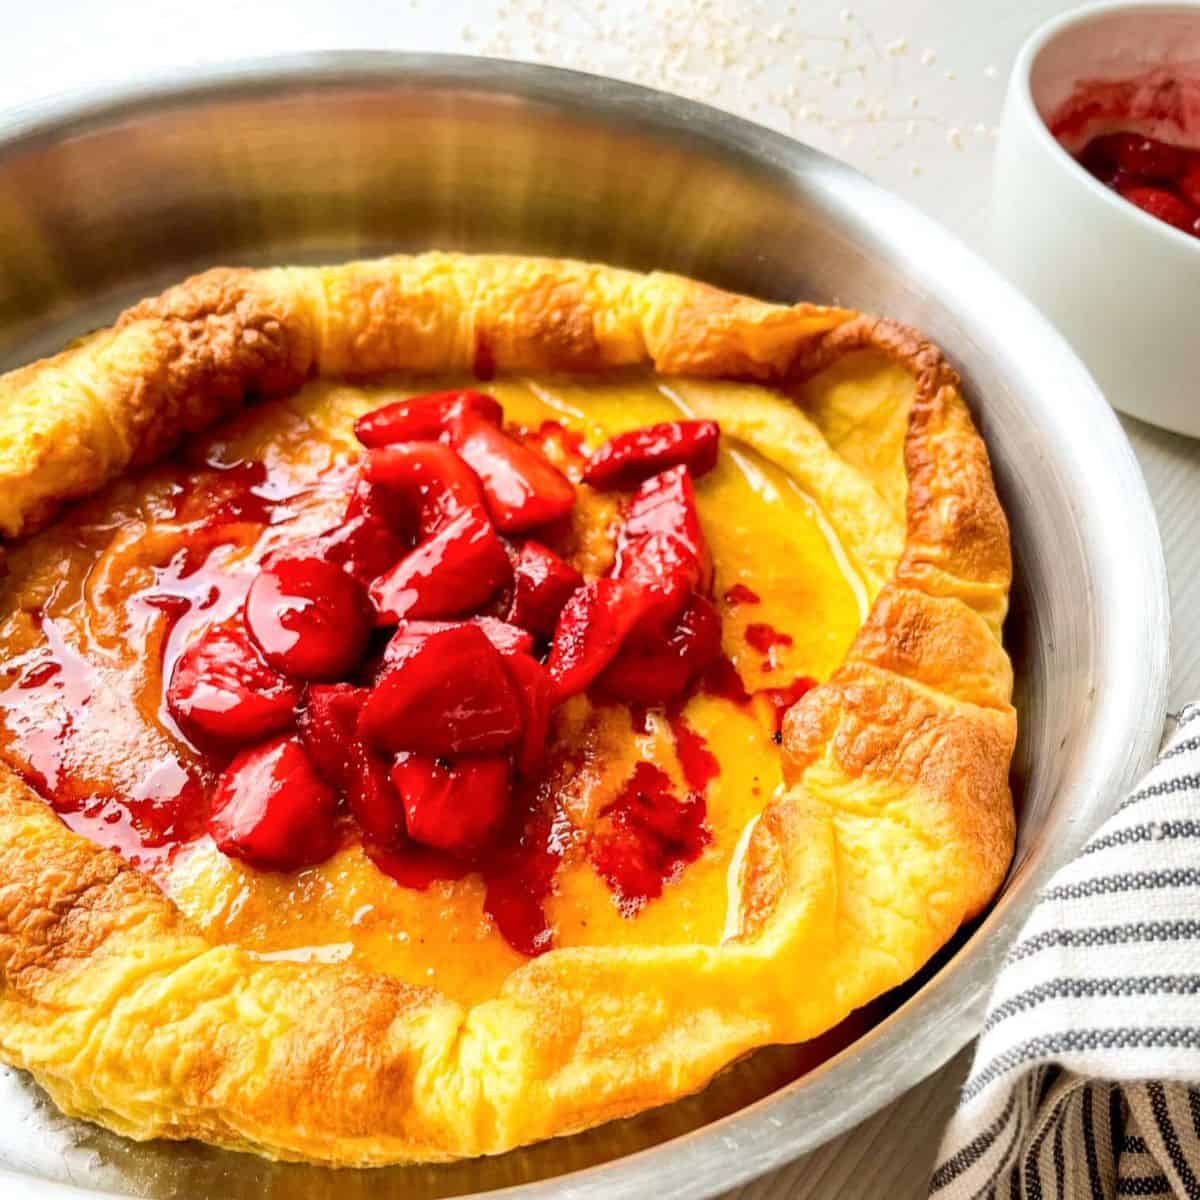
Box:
[244, 554, 372, 681]
[346, 744, 408, 847]
[364, 441, 489, 538]
[139, 399, 755, 958]
[378, 617, 535, 662]
[507, 540, 583, 636]
[619, 465, 713, 595]
[1082, 131, 1187, 181]
[167, 623, 301, 748]
[481, 804, 563, 957]
[447, 413, 576, 533]
[308, 511, 409, 586]
[1074, 130, 1200, 239]
[360, 621, 524, 757]
[589, 762, 711, 915]
[304, 471, 412, 585]
[471, 616, 537, 658]
[583, 420, 720, 489]
[1181, 161, 1200, 207]
[595, 594, 723, 705]
[208, 735, 339, 871]
[298, 683, 368, 786]
[364, 838, 474, 889]
[548, 466, 716, 698]
[356, 389, 575, 532]
[369, 507, 511, 625]
[546, 578, 651, 699]
[343, 468, 413, 535]
[392, 752, 511, 855]
[723, 582, 761, 606]
[503, 651, 558, 777]
[1118, 183, 1199, 232]
[614, 530, 698, 637]
[355, 390, 503, 447]
[745, 622, 794, 655]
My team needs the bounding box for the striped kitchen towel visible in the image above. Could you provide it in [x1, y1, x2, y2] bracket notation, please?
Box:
[930, 704, 1200, 1199]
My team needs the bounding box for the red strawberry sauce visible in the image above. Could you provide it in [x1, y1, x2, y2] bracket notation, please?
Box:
[0, 612, 211, 870]
[1049, 72, 1200, 239]
[723, 582, 761, 606]
[744, 622, 794, 654]
[589, 762, 711, 916]
[666, 708, 720, 794]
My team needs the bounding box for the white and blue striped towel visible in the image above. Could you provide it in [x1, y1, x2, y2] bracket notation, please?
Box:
[931, 704, 1200, 1200]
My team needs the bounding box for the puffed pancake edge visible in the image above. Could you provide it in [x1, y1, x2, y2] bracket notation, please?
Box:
[0, 253, 1015, 1165]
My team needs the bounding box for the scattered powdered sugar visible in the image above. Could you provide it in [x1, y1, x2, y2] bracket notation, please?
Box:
[451, 0, 1001, 179]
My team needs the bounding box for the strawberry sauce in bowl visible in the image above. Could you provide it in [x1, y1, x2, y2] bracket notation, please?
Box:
[993, 3, 1200, 436]
[1050, 70, 1200, 237]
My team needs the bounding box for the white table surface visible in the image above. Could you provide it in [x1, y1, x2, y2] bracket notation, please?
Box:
[3, 2, 1198, 1196]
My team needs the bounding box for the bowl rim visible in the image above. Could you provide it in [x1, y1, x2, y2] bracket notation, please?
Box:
[1012, 0, 1200, 256]
[0, 50, 1172, 1200]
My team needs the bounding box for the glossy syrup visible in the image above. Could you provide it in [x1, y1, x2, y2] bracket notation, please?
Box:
[0, 459, 296, 867]
[0, 612, 210, 869]
[589, 761, 711, 915]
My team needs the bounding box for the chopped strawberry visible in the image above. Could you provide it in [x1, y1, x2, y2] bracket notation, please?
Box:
[545, 470, 712, 688]
[503, 651, 558, 776]
[507, 540, 583, 636]
[391, 752, 511, 855]
[311, 512, 409, 585]
[369, 507, 511, 625]
[298, 470, 417, 584]
[614, 530, 698, 636]
[619, 465, 712, 595]
[354, 390, 503, 447]
[244, 554, 373, 682]
[167, 623, 301, 748]
[208, 735, 339, 871]
[364, 442, 490, 538]
[374, 621, 547, 771]
[346, 743, 407, 846]
[595, 594, 723, 704]
[360, 622, 524, 756]
[1118, 184, 1199, 233]
[583, 420, 720, 489]
[342, 469, 412, 533]
[447, 413, 576, 533]
[381, 617, 534, 663]
[298, 683, 367, 786]
[472, 616, 536, 657]
[546, 578, 650, 699]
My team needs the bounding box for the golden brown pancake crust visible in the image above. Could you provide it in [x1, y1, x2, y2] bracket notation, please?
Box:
[0, 253, 1014, 1165]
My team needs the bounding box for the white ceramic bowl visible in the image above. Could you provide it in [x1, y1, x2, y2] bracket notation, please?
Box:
[993, 0, 1200, 438]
